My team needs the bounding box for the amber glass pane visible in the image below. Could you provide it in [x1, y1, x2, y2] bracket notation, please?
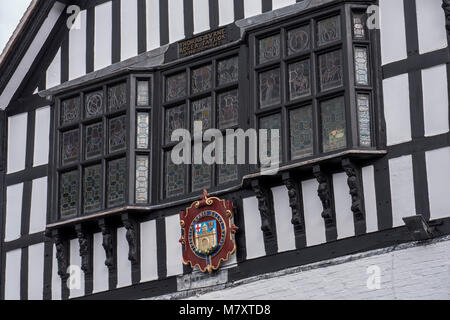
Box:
[321, 97, 346, 152]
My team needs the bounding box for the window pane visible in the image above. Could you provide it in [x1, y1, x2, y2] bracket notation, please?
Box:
[289, 60, 311, 100]
[85, 122, 103, 159]
[136, 155, 149, 203]
[107, 158, 126, 207]
[61, 129, 79, 165]
[353, 13, 366, 39]
[109, 116, 127, 153]
[165, 105, 185, 144]
[191, 65, 212, 94]
[217, 56, 239, 86]
[321, 97, 346, 152]
[357, 94, 371, 147]
[218, 90, 239, 129]
[60, 171, 78, 218]
[166, 152, 185, 198]
[137, 80, 150, 106]
[192, 97, 212, 131]
[219, 148, 238, 185]
[259, 68, 281, 108]
[319, 50, 343, 91]
[137, 112, 150, 149]
[83, 164, 102, 214]
[290, 106, 313, 159]
[259, 34, 281, 64]
[192, 163, 212, 192]
[109, 82, 127, 111]
[166, 72, 187, 102]
[287, 25, 310, 55]
[317, 15, 341, 46]
[259, 113, 281, 158]
[61, 97, 80, 126]
[354, 47, 369, 85]
[85, 90, 104, 119]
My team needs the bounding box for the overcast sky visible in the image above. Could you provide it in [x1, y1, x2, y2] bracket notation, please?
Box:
[0, 0, 33, 54]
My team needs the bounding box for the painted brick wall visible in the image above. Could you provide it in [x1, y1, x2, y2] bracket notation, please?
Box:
[154, 237, 450, 300]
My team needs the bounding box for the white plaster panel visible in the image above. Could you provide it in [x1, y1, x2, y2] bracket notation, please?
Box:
[379, 0, 407, 65]
[46, 47, 61, 89]
[5, 249, 21, 300]
[416, 0, 448, 54]
[5, 183, 24, 242]
[140, 220, 159, 282]
[422, 64, 449, 137]
[69, 239, 85, 298]
[94, 2, 113, 71]
[166, 214, 184, 277]
[193, 0, 210, 34]
[7, 112, 28, 174]
[28, 243, 45, 300]
[51, 245, 61, 300]
[117, 227, 132, 288]
[146, 0, 161, 50]
[168, 0, 185, 43]
[272, 185, 296, 253]
[333, 172, 355, 240]
[272, 0, 296, 10]
[382, 73, 411, 146]
[69, 10, 87, 80]
[121, 0, 138, 60]
[33, 106, 51, 167]
[244, 0, 262, 18]
[362, 165, 378, 233]
[302, 179, 326, 247]
[243, 196, 266, 260]
[93, 232, 109, 293]
[389, 155, 416, 227]
[218, 0, 235, 26]
[29, 177, 48, 234]
[426, 147, 450, 220]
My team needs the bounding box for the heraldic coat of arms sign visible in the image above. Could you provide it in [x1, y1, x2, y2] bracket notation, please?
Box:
[179, 190, 238, 273]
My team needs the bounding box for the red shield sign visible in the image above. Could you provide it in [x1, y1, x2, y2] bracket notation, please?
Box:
[179, 190, 238, 273]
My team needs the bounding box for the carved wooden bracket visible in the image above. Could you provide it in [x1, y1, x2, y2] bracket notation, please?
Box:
[313, 165, 335, 227]
[282, 172, 303, 231]
[75, 224, 91, 274]
[121, 214, 138, 264]
[251, 179, 275, 236]
[98, 219, 115, 269]
[342, 159, 365, 222]
[52, 229, 69, 280]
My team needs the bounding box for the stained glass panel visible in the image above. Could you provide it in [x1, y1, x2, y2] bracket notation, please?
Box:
[192, 97, 212, 131]
[137, 80, 150, 106]
[192, 163, 212, 192]
[83, 164, 102, 214]
[290, 106, 313, 159]
[357, 94, 371, 147]
[321, 97, 346, 152]
[61, 97, 80, 125]
[60, 171, 78, 217]
[165, 105, 185, 144]
[109, 116, 127, 153]
[166, 73, 187, 102]
[259, 68, 281, 108]
[61, 129, 79, 165]
[319, 50, 343, 91]
[191, 65, 212, 94]
[217, 56, 239, 86]
[85, 122, 103, 159]
[354, 47, 369, 85]
[353, 14, 366, 39]
[85, 91, 104, 119]
[259, 113, 281, 158]
[137, 113, 150, 149]
[107, 158, 126, 207]
[259, 34, 281, 64]
[218, 90, 239, 129]
[288, 25, 310, 55]
[166, 152, 185, 198]
[219, 148, 238, 185]
[136, 156, 149, 203]
[289, 60, 311, 100]
[317, 16, 341, 46]
[108, 83, 127, 111]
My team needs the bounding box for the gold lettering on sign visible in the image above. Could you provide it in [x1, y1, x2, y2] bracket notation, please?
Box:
[178, 29, 227, 58]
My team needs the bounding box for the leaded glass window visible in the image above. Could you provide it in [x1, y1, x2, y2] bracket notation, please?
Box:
[260, 113, 281, 157]
[137, 113, 150, 149]
[166, 152, 185, 198]
[109, 83, 127, 111]
[219, 148, 238, 185]
[321, 97, 346, 153]
[259, 68, 281, 108]
[319, 50, 343, 91]
[217, 57, 238, 86]
[166, 72, 187, 102]
[259, 34, 281, 64]
[289, 60, 311, 100]
[85, 91, 104, 119]
[107, 158, 126, 208]
[218, 90, 238, 129]
[83, 164, 102, 213]
[85, 123, 103, 159]
[354, 47, 369, 85]
[60, 171, 78, 218]
[61, 129, 79, 165]
[357, 94, 371, 147]
[136, 156, 149, 203]
[192, 97, 212, 131]
[191, 65, 212, 94]
[165, 105, 185, 144]
[61, 97, 80, 125]
[288, 25, 310, 55]
[192, 163, 212, 192]
[109, 116, 127, 153]
[290, 106, 313, 159]
[317, 16, 341, 46]
[353, 13, 366, 39]
[137, 80, 150, 106]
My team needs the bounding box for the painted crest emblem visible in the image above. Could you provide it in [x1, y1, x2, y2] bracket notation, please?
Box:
[179, 190, 238, 273]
